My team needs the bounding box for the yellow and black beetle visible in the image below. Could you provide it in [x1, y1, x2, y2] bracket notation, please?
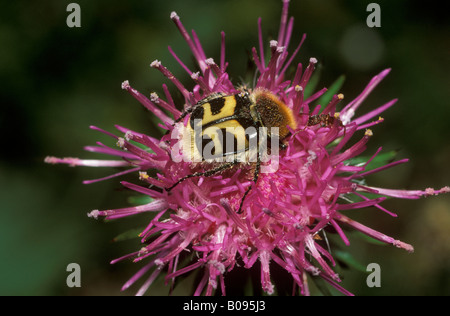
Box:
[167, 88, 297, 213]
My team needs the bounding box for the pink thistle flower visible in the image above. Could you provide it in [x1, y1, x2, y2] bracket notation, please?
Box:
[46, 0, 449, 296]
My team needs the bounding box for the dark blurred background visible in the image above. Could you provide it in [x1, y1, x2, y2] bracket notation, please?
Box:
[0, 0, 449, 296]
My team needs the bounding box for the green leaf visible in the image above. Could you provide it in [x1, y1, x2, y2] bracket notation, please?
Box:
[127, 195, 154, 206]
[345, 191, 390, 203]
[303, 65, 321, 99]
[334, 250, 367, 273]
[126, 138, 156, 154]
[352, 231, 388, 246]
[346, 150, 398, 172]
[113, 227, 144, 242]
[317, 75, 346, 110]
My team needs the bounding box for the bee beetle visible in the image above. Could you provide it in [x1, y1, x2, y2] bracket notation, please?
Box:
[166, 88, 297, 213]
[295, 112, 345, 137]
[307, 113, 337, 127]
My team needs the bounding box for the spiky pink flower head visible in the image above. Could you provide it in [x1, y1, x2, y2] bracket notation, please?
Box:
[46, 0, 449, 296]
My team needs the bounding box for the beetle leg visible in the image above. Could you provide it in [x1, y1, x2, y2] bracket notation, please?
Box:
[237, 151, 261, 214]
[166, 161, 236, 192]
